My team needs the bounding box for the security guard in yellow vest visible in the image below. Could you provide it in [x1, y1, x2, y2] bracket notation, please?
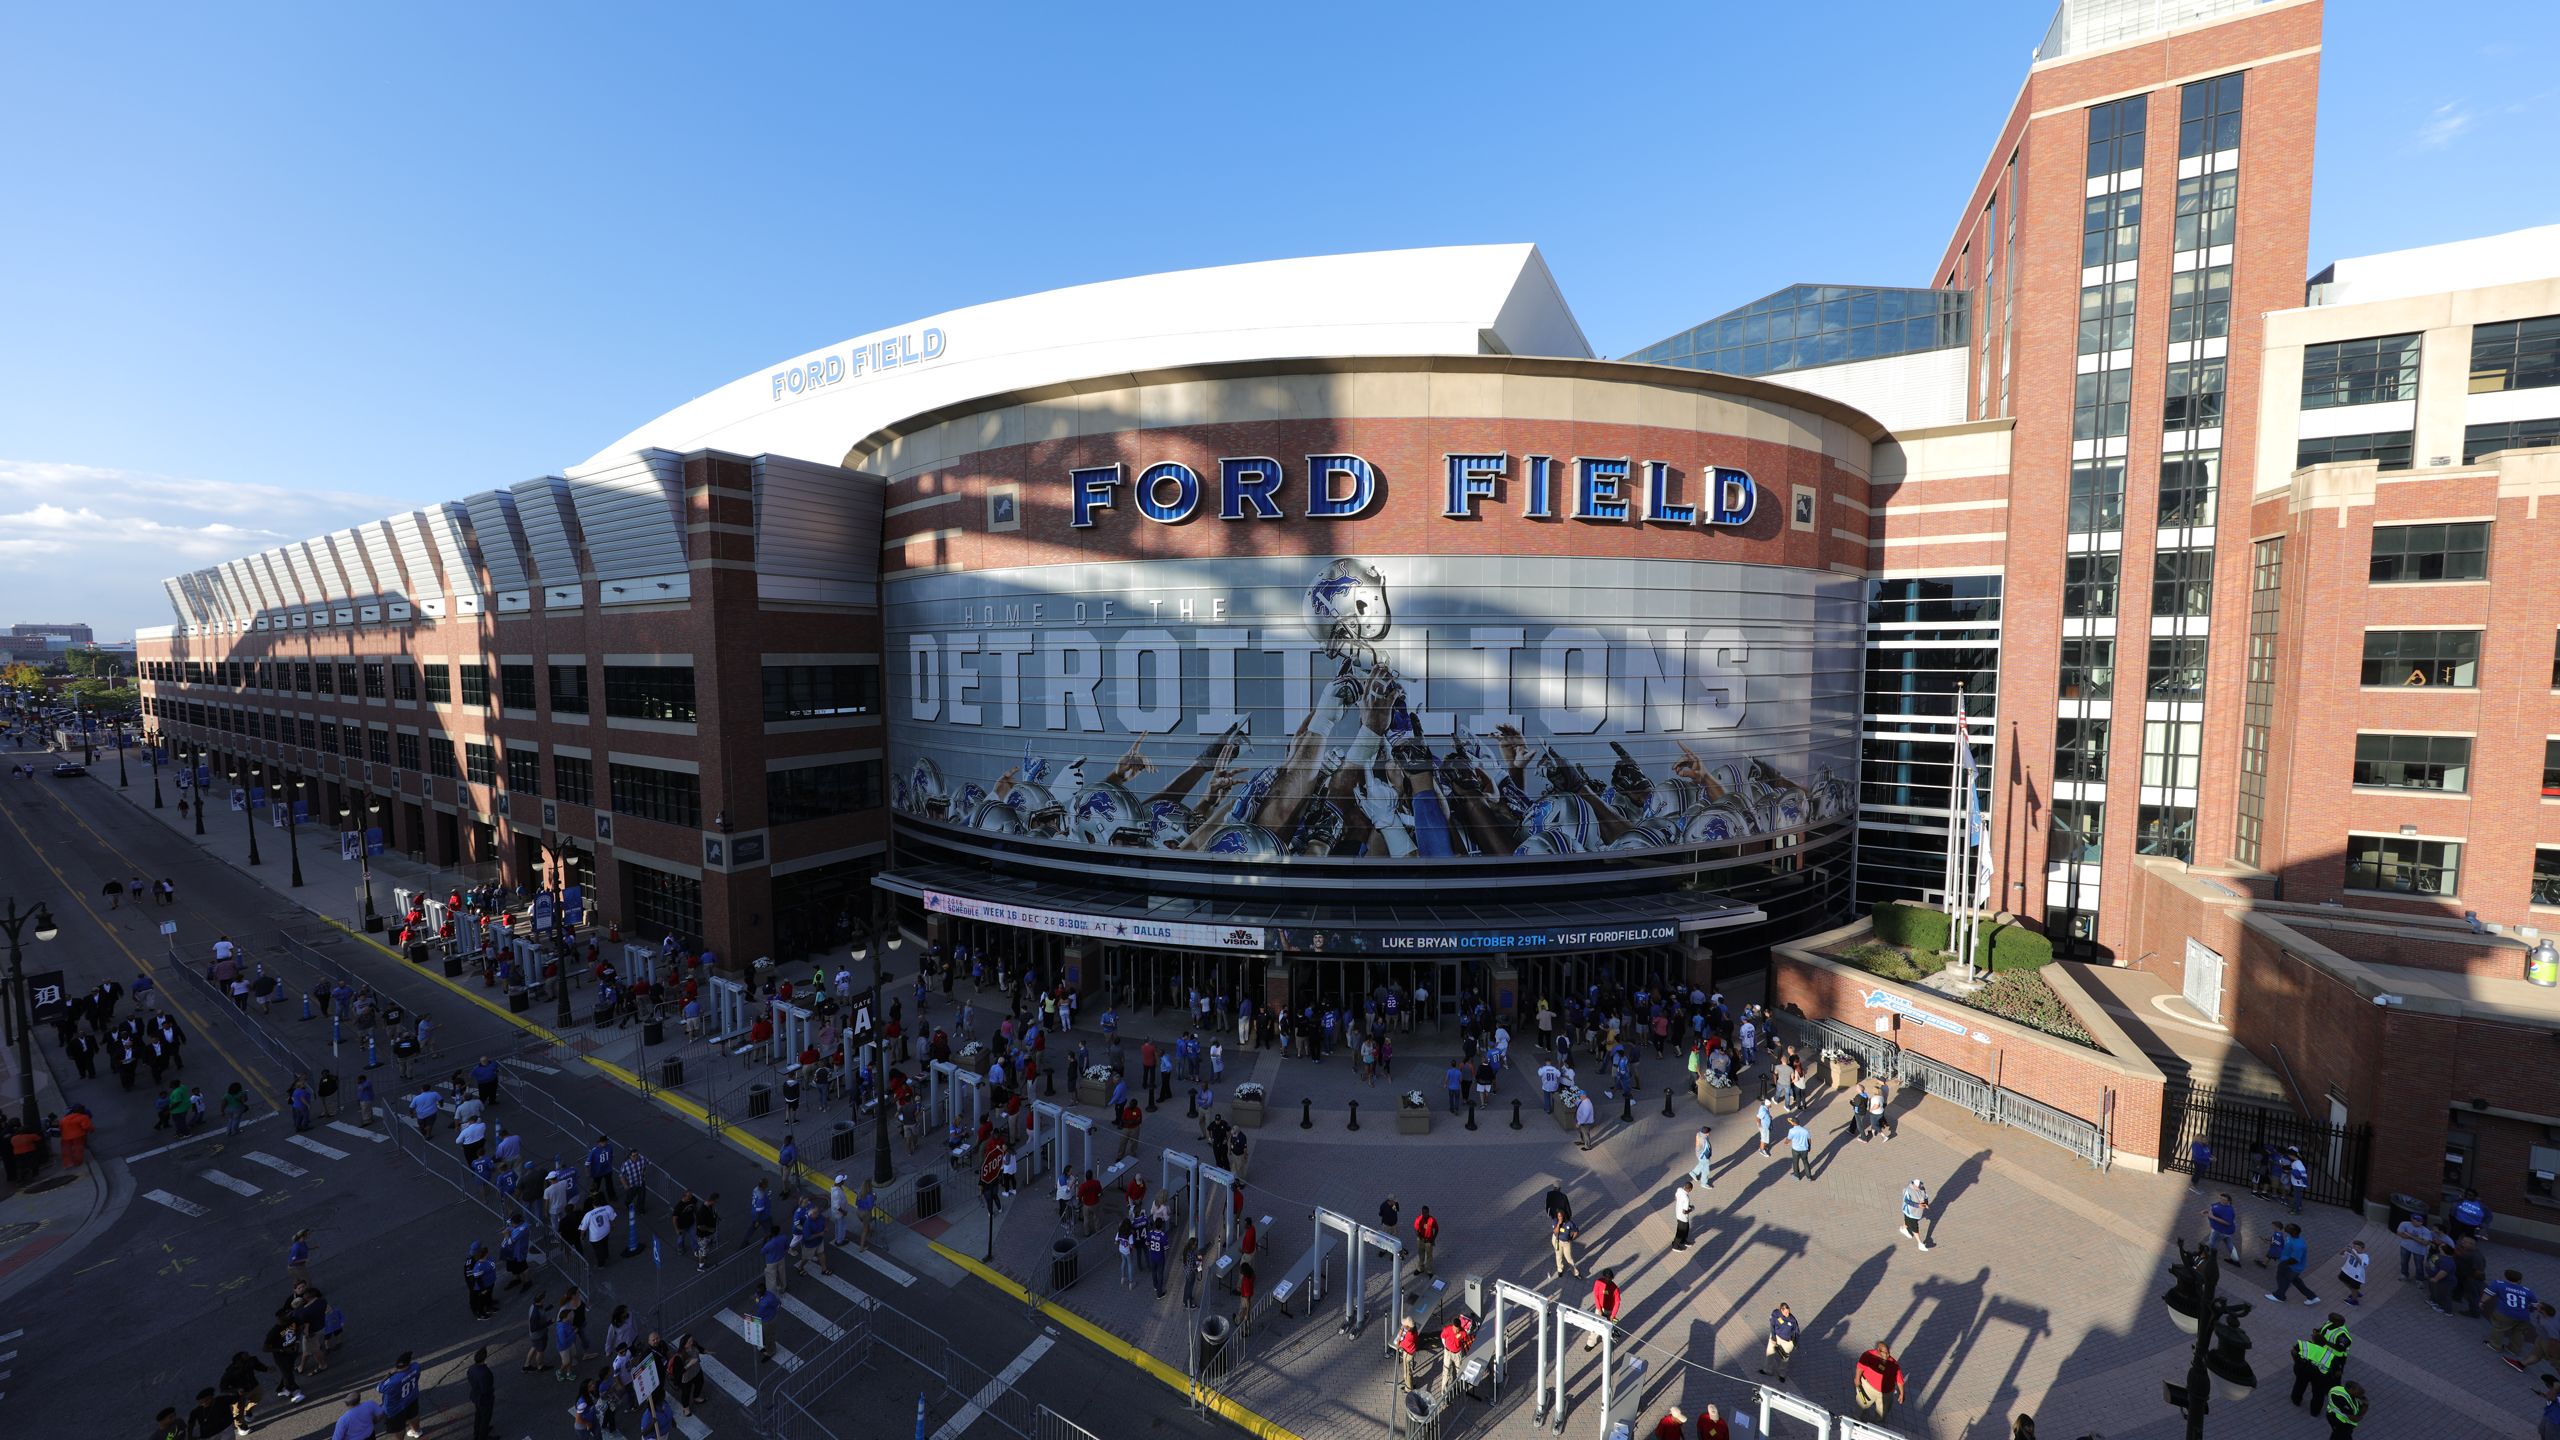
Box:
[2323, 1379, 2367, 1438]
[2290, 1334, 2341, 1411]
[2313, 1312, 2353, 1383]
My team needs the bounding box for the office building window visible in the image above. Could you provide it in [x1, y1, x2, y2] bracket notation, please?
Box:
[500, 664, 537, 712]
[2078, 280, 2138, 355]
[426, 735, 456, 779]
[505, 748, 542, 794]
[2053, 718, 2109, 783]
[314, 662, 336, 696]
[2051, 801, 2105, 864]
[337, 663, 361, 695]
[549, 664, 589, 715]
[2172, 171, 2237, 253]
[2158, 455, 2218, 528]
[2084, 94, 2146, 177]
[2361, 630, 2480, 688]
[2148, 636, 2208, 698]
[2136, 803, 2196, 860]
[2063, 553, 2119, 617]
[2178, 72, 2244, 157]
[2469, 315, 2560, 393]
[422, 663, 450, 705]
[2344, 834, 2460, 897]
[460, 741, 492, 786]
[2537, 848, 2560, 908]
[2152, 548, 2215, 618]
[2298, 431, 2413, 472]
[604, 666, 698, 724]
[2073, 369, 2132, 440]
[393, 731, 418, 770]
[293, 662, 313, 694]
[2081, 191, 2141, 267]
[761, 664, 882, 722]
[319, 721, 339, 755]
[554, 754, 594, 807]
[368, 727, 392, 765]
[2059, 638, 2114, 701]
[2168, 265, 2231, 343]
[621, 861, 702, 948]
[2462, 418, 2560, 463]
[2068, 460, 2124, 533]
[389, 664, 415, 702]
[2369, 522, 2489, 583]
[361, 662, 386, 700]
[608, 762, 701, 828]
[2352, 734, 2471, 792]
[459, 664, 490, 708]
[2547, 739, 2560, 797]
[2302, 333, 2421, 409]
[296, 718, 316, 748]
[2163, 358, 2225, 428]
[765, 760, 884, 826]
[2234, 539, 2282, 867]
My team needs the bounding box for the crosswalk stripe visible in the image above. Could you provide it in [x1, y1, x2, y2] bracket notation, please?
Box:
[243, 1151, 309, 1178]
[811, 1271, 877, 1311]
[0, 1329, 22, 1344]
[778, 1294, 842, 1341]
[850, 1245, 916, 1287]
[505, 1058, 562, 1075]
[327, 1120, 390, 1144]
[715, 1311, 801, 1372]
[143, 1188, 210, 1217]
[286, 1134, 351, 1161]
[674, 1413, 712, 1440]
[201, 1170, 262, 1197]
[697, 1352, 757, 1405]
[931, 1335, 1054, 1440]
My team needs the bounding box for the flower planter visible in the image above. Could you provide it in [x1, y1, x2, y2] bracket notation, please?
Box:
[1076, 1077, 1112, 1108]
[1699, 1081, 1743, 1115]
[1825, 1056, 1861, 1091]
[1397, 1107, 1432, 1135]
[1554, 1089, 1586, 1131]
[1230, 1097, 1265, 1129]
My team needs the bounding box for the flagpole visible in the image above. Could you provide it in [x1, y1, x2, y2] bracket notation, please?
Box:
[1945, 685, 1966, 944]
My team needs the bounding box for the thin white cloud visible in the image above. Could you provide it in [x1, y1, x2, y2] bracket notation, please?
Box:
[2410, 101, 2472, 150]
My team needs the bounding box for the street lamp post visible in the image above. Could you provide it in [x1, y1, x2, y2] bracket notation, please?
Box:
[115, 723, 129, 789]
[2, 899, 62, 1132]
[229, 766, 264, 866]
[145, 727, 163, 809]
[284, 778, 306, 889]
[78, 701, 94, 765]
[868, 903, 903, 1187]
[341, 801, 382, 931]
[187, 743, 206, 836]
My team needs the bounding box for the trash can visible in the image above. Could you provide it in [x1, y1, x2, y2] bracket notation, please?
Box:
[830, 1123, 857, 1160]
[660, 1057, 685, 1088]
[1050, 1236, 1078, 1290]
[1198, 1315, 1231, 1364]
[643, 1019, 665, 1046]
[747, 1083, 773, 1118]
[442, 955, 465, 978]
[915, 1171, 943, 1219]
[404, 942, 429, 965]
[2389, 1192, 2429, 1229]
[507, 987, 530, 1014]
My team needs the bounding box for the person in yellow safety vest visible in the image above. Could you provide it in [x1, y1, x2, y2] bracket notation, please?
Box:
[2323, 1380, 2367, 1438]
[2313, 1312, 2352, 1383]
[2289, 1334, 2341, 1411]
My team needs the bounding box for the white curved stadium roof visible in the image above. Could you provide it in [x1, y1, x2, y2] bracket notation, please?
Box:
[573, 243, 1591, 474]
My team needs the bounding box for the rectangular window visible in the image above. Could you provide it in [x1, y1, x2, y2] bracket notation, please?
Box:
[2053, 718, 2110, 783]
[2537, 848, 2560, 908]
[506, 748, 542, 794]
[549, 664, 590, 715]
[2148, 636, 2208, 698]
[554, 754, 594, 807]
[2063, 552, 2120, 617]
[2177, 72, 2244, 158]
[2298, 431, 2413, 472]
[2084, 94, 2146, 178]
[2344, 834, 2461, 897]
[2163, 358, 2225, 429]
[2059, 638, 2115, 701]
[2137, 803, 2197, 859]
[390, 663, 416, 702]
[337, 663, 361, 695]
[2167, 265, 2231, 343]
[2152, 548, 2215, 618]
[361, 662, 386, 700]
[2369, 521, 2489, 583]
[2051, 800, 2105, 865]
[2361, 630, 2481, 688]
[426, 735, 456, 779]
[499, 664, 536, 712]
[2073, 369, 2132, 441]
[609, 761, 701, 828]
[2352, 733, 2471, 792]
[2068, 460, 2124, 533]
[464, 741, 496, 786]
[319, 721, 340, 755]
[622, 861, 703, 947]
[760, 664, 882, 722]
[2080, 190, 2142, 268]
[2462, 418, 2560, 463]
[765, 761, 884, 826]
[2549, 739, 2560, 797]
[390, 730, 415, 769]
[293, 661, 313, 694]
[2469, 315, 2560, 393]
[458, 664, 490, 708]
[2302, 333, 2421, 409]
[2078, 280, 2138, 355]
[2235, 539, 2283, 867]
[297, 717, 317, 748]
[2158, 454, 2219, 528]
[422, 663, 451, 705]
[2172, 171, 2237, 253]
[604, 666, 698, 724]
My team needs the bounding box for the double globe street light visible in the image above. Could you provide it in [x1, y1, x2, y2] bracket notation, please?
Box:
[847, 908, 904, 1188]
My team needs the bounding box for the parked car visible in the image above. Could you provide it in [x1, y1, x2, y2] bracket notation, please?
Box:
[50, 761, 86, 777]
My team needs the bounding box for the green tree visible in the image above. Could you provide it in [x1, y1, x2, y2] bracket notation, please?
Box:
[1, 661, 43, 692]
[62, 646, 105, 676]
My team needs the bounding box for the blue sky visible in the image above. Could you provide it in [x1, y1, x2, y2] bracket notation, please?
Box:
[3, 1, 2552, 638]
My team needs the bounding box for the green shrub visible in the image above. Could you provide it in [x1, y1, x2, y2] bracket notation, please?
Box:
[1980, 922, 2053, 972]
[1870, 900, 1949, 953]
[1964, 971, 2094, 1046]
[1834, 939, 1946, 985]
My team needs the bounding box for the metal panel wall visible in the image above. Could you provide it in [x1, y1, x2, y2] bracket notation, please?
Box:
[564, 450, 689, 603]
[392, 514, 440, 599]
[285, 543, 325, 606]
[754, 456, 881, 607]
[360, 521, 408, 601]
[463, 490, 531, 589]
[422, 503, 482, 601]
[327, 530, 373, 599]
[510, 476, 580, 582]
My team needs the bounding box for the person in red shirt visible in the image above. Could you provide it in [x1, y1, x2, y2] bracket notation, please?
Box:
[1235, 1261, 1257, 1334]
[1587, 1269, 1623, 1351]
[1124, 1172, 1147, 1220]
[1413, 1207, 1440, 1276]
[1693, 1403, 1730, 1440]
[1854, 1342, 1906, 1421]
[1238, 1216, 1257, 1256]
[1651, 1410, 1688, 1440]
[1395, 1317, 1423, 1390]
[1076, 1171, 1103, 1234]
[1438, 1313, 1476, 1386]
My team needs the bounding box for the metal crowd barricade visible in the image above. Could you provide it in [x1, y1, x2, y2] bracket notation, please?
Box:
[1789, 1015, 2110, 1170]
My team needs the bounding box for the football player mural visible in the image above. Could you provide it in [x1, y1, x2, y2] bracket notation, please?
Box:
[890, 555, 1859, 866]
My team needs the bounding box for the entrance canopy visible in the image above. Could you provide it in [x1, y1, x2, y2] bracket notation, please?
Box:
[875, 862, 1764, 958]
